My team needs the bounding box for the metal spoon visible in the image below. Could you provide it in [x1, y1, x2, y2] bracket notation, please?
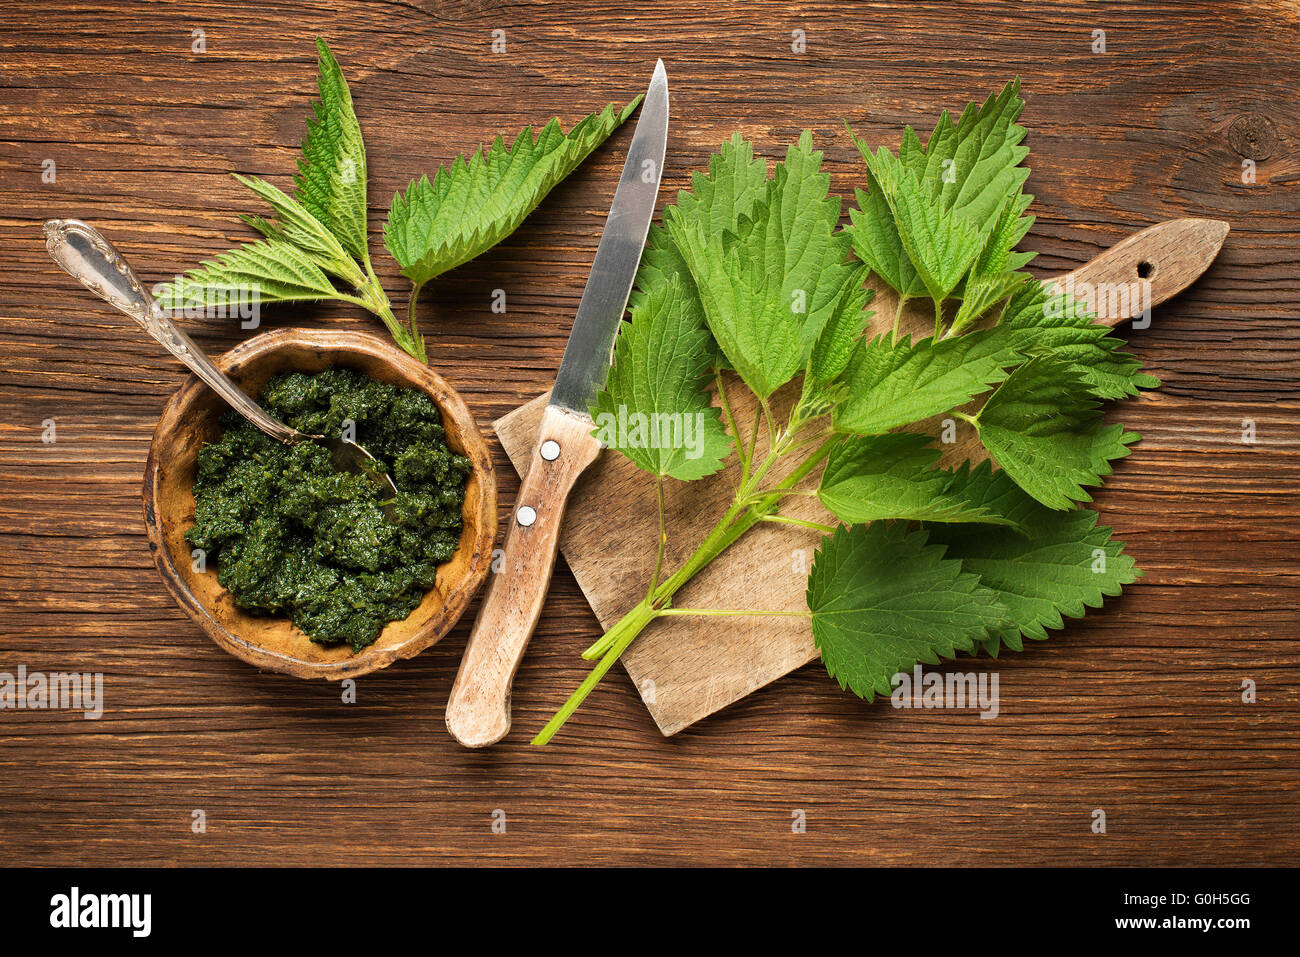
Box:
[44, 219, 399, 500]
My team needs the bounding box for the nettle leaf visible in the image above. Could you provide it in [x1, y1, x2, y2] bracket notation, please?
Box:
[591, 275, 731, 481]
[385, 98, 640, 286]
[947, 190, 1035, 335]
[974, 189, 1035, 278]
[846, 162, 927, 300]
[916, 79, 1030, 236]
[636, 133, 770, 301]
[949, 268, 1028, 336]
[155, 239, 339, 309]
[898, 123, 926, 170]
[928, 462, 1140, 655]
[974, 354, 1140, 510]
[669, 131, 856, 399]
[240, 213, 287, 243]
[1002, 280, 1159, 399]
[807, 522, 1010, 700]
[863, 146, 983, 305]
[635, 133, 771, 372]
[159, 172, 364, 312]
[294, 38, 370, 261]
[834, 327, 1021, 434]
[847, 81, 1029, 303]
[808, 265, 874, 384]
[818, 432, 1012, 526]
[233, 174, 362, 283]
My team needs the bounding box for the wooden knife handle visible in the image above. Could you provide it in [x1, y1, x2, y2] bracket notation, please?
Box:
[445, 404, 603, 748]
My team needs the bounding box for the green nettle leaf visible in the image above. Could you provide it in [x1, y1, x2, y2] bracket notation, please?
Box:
[913, 79, 1030, 236]
[973, 354, 1140, 510]
[384, 98, 641, 286]
[863, 146, 983, 305]
[808, 266, 874, 384]
[847, 79, 1030, 306]
[833, 328, 1021, 435]
[155, 239, 339, 309]
[974, 189, 1035, 278]
[846, 168, 928, 300]
[928, 462, 1140, 655]
[232, 173, 363, 284]
[1001, 280, 1159, 399]
[947, 189, 1035, 335]
[806, 522, 1011, 700]
[818, 432, 1013, 526]
[153, 38, 638, 365]
[294, 37, 370, 261]
[669, 131, 857, 399]
[949, 268, 1028, 336]
[898, 123, 927, 171]
[635, 133, 770, 303]
[634, 133, 771, 372]
[161, 39, 371, 311]
[590, 276, 731, 481]
[240, 213, 287, 243]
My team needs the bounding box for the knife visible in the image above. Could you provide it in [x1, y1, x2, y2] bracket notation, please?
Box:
[445, 61, 669, 748]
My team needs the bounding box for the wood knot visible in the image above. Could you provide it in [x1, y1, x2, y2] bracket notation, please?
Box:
[1228, 112, 1277, 160]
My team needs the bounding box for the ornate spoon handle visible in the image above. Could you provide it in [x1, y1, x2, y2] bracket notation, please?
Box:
[44, 219, 301, 445]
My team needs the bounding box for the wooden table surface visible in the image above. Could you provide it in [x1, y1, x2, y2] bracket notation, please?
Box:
[1, 0, 1297, 867]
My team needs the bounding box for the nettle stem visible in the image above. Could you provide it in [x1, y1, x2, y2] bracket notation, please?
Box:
[354, 261, 426, 363]
[407, 280, 426, 346]
[648, 475, 667, 596]
[659, 607, 811, 618]
[533, 431, 838, 746]
[760, 513, 835, 533]
[891, 295, 910, 343]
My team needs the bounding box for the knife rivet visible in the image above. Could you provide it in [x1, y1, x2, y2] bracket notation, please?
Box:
[540, 440, 560, 461]
[516, 505, 538, 527]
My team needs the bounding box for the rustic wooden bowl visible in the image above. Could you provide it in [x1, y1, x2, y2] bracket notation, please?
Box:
[142, 328, 498, 679]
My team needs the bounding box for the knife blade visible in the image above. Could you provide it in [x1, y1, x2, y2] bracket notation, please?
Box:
[550, 59, 669, 412]
[445, 62, 670, 748]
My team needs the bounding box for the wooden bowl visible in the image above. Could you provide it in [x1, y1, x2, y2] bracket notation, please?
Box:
[142, 328, 497, 679]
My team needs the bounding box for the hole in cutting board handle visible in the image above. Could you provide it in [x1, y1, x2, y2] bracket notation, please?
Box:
[1137, 260, 1155, 279]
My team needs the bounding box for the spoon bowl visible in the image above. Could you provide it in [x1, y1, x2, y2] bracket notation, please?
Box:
[320, 433, 399, 499]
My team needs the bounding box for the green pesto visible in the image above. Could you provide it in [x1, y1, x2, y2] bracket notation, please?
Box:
[186, 367, 471, 653]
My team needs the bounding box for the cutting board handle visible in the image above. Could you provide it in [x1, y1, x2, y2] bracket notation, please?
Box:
[445, 404, 602, 748]
[1046, 218, 1229, 326]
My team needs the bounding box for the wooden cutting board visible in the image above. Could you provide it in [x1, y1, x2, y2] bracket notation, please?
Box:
[495, 219, 1228, 735]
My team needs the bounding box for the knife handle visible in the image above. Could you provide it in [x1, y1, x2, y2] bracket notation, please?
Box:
[446, 405, 603, 748]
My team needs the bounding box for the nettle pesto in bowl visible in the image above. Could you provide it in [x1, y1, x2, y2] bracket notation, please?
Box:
[186, 367, 472, 654]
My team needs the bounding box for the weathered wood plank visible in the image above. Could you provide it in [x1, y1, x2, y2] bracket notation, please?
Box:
[1, 0, 1297, 866]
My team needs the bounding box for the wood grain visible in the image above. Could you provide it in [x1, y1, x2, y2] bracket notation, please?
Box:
[1, 0, 1297, 866]
[496, 219, 1230, 735]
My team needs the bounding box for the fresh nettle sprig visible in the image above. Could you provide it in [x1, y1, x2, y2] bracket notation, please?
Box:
[534, 80, 1158, 744]
[157, 38, 639, 362]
